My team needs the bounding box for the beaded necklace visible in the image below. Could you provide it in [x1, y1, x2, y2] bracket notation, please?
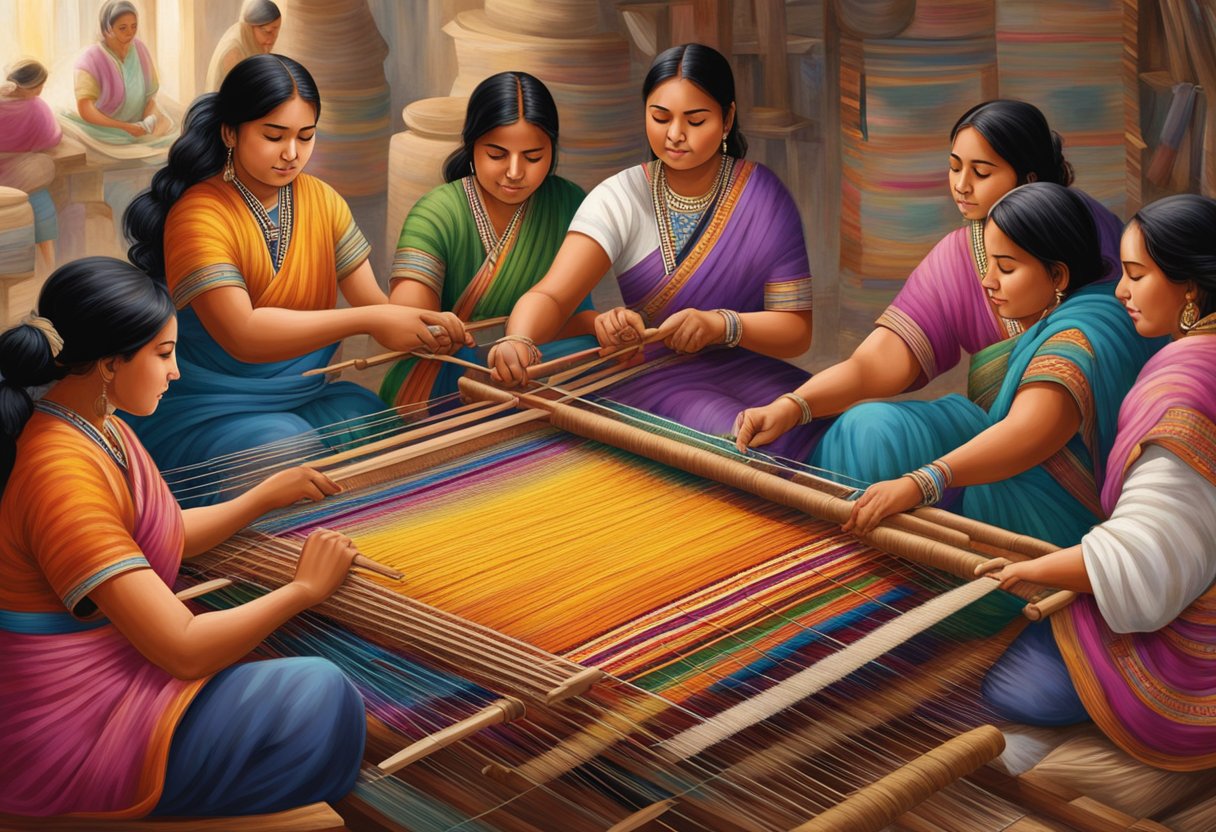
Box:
[650, 155, 734, 276]
[970, 218, 1023, 337]
[35, 400, 127, 469]
[463, 176, 528, 261]
[231, 174, 294, 273]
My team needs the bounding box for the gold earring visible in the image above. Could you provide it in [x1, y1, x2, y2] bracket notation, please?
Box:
[94, 375, 114, 418]
[1055, 288, 1065, 307]
[222, 146, 235, 183]
[1180, 298, 1201, 331]
[722, 136, 728, 155]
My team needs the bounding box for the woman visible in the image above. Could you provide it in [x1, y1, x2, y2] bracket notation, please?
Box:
[124, 54, 470, 504]
[981, 194, 1216, 771]
[827, 183, 1159, 547]
[0, 59, 61, 271]
[489, 43, 818, 458]
[205, 0, 282, 92]
[379, 71, 597, 410]
[0, 257, 364, 818]
[735, 100, 1123, 456]
[66, 1, 170, 145]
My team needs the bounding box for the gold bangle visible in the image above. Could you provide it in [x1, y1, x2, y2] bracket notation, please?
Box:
[778, 392, 813, 425]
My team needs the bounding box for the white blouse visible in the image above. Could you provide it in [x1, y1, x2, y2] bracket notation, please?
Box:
[1082, 445, 1216, 633]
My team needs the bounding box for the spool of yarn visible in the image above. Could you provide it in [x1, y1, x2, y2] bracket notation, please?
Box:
[996, 0, 1125, 212]
[0, 187, 37, 328]
[838, 34, 997, 355]
[276, 0, 392, 197]
[832, 0, 917, 40]
[483, 0, 602, 38]
[385, 97, 465, 265]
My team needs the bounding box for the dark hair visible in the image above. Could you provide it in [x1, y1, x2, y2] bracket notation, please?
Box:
[1132, 194, 1216, 317]
[642, 43, 747, 159]
[0, 257, 175, 492]
[988, 182, 1106, 297]
[6, 58, 48, 88]
[951, 100, 1073, 187]
[124, 54, 320, 280]
[241, 0, 281, 25]
[443, 72, 560, 183]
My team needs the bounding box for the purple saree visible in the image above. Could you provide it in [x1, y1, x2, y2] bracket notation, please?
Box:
[1053, 330, 1216, 771]
[596, 160, 823, 459]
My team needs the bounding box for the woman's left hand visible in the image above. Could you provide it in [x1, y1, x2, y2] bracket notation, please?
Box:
[254, 467, 341, 511]
[843, 476, 922, 537]
[657, 308, 726, 354]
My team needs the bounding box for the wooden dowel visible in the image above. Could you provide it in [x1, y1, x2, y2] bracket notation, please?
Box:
[353, 553, 403, 581]
[912, 506, 1058, 558]
[302, 317, 506, 377]
[544, 667, 605, 704]
[377, 696, 524, 775]
[175, 578, 233, 601]
[789, 726, 1005, 832]
[607, 799, 677, 832]
[527, 328, 663, 378]
[1023, 589, 1077, 621]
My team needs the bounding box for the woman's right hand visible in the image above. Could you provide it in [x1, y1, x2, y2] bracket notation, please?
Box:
[733, 397, 802, 453]
[291, 528, 359, 606]
[368, 306, 473, 355]
[123, 122, 147, 138]
[593, 307, 647, 351]
[488, 339, 539, 387]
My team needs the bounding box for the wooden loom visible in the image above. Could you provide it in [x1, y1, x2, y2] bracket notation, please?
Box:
[173, 358, 1169, 832]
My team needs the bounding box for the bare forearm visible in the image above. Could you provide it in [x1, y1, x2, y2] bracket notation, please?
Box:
[220, 306, 382, 362]
[507, 291, 571, 345]
[77, 99, 132, 129]
[788, 330, 920, 419]
[389, 279, 440, 311]
[173, 584, 313, 678]
[181, 491, 273, 558]
[1016, 546, 1093, 593]
[738, 311, 812, 359]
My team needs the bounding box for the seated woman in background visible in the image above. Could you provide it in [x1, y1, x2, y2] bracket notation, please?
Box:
[490, 43, 818, 458]
[380, 71, 597, 410]
[66, 1, 172, 144]
[205, 0, 282, 92]
[829, 183, 1160, 547]
[0, 59, 61, 272]
[0, 257, 364, 820]
[735, 100, 1123, 457]
[123, 54, 469, 504]
[981, 194, 1216, 772]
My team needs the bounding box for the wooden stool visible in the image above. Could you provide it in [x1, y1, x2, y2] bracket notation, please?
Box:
[0, 803, 347, 831]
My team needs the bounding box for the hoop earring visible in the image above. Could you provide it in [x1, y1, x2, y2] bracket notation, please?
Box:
[1180, 299, 1201, 332]
[222, 146, 235, 183]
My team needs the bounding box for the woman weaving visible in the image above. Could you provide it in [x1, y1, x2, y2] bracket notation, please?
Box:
[826, 183, 1159, 546]
[379, 71, 598, 410]
[735, 100, 1123, 457]
[124, 54, 470, 503]
[489, 43, 820, 459]
[980, 194, 1216, 771]
[0, 257, 364, 819]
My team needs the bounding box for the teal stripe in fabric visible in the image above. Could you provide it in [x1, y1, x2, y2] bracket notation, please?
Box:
[0, 607, 109, 634]
[63, 556, 151, 612]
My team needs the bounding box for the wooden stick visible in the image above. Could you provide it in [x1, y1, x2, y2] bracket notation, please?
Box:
[302, 316, 507, 377]
[377, 696, 525, 775]
[789, 726, 1005, 832]
[544, 667, 605, 705]
[607, 799, 677, 832]
[353, 553, 404, 581]
[175, 577, 233, 601]
[1023, 589, 1077, 621]
[527, 327, 664, 378]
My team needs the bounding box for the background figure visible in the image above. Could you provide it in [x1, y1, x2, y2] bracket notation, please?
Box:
[64, 0, 173, 145]
[205, 0, 282, 92]
[0, 59, 61, 273]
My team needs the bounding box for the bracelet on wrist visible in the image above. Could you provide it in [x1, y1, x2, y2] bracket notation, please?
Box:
[778, 392, 813, 425]
[494, 334, 542, 364]
[902, 459, 954, 507]
[714, 309, 743, 348]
